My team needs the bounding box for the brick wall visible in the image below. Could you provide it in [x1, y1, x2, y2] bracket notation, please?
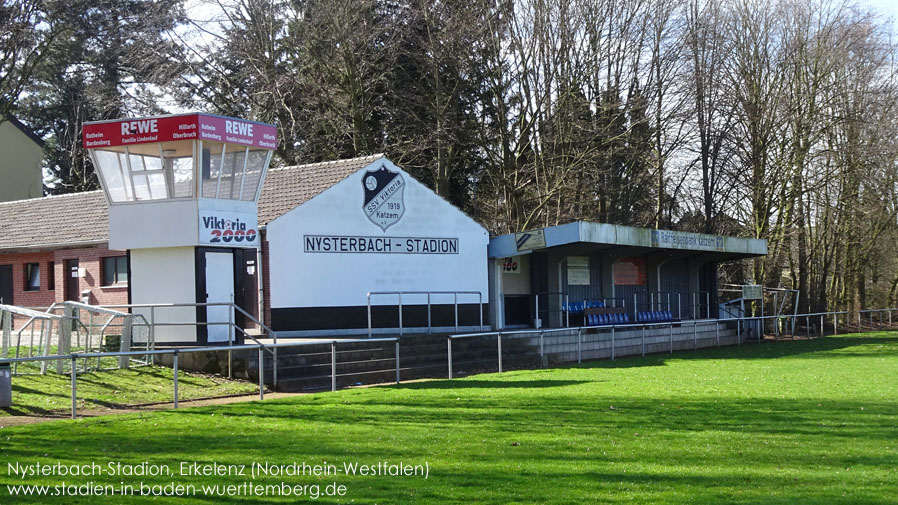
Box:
[0, 245, 129, 329]
[261, 236, 271, 326]
[52, 247, 129, 307]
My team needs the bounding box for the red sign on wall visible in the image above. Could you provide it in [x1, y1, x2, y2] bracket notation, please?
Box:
[614, 258, 646, 286]
[82, 113, 277, 150]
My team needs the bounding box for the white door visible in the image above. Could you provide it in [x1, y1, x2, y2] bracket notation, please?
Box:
[205, 251, 235, 343]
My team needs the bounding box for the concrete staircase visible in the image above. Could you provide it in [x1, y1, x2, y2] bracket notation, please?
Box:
[168, 321, 743, 392]
[232, 333, 539, 392]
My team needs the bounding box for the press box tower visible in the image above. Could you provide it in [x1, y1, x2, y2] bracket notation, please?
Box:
[82, 113, 277, 344]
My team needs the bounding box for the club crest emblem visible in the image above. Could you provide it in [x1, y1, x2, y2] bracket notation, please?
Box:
[362, 165, 405, 231]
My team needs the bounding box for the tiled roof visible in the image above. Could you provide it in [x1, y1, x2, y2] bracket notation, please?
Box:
[0, 190, 109, 250]
[258, 154, 382, 224]
[0, 154, 383, 251]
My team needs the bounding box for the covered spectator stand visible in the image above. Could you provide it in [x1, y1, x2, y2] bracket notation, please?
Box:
[487, 222, 768, 329]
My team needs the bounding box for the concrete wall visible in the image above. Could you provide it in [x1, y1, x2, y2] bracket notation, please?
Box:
[0, 120, 42, 202]
[130, 247, 197, 343]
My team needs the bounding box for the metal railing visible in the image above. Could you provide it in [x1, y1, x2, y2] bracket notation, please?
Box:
[447, 309, 868, 379]
[96, 301, 280, 385]
[0, 336, 399, 420]
[366, 291, 484, 337]
[448, 318, 723, 378]
[534, 292, 570, 328]
[858, 308, 898, 329]
[1, 302, 153, 375]
[632, 291, 711, 320]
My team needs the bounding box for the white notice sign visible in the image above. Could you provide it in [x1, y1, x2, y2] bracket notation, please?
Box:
[567, 256, 590, 286]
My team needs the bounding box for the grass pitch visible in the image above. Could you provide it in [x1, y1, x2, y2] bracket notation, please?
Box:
[2, 332, 897, 504]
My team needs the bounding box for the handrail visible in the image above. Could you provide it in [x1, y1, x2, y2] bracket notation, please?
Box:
[446, 310, 863, 378]
[0, 336, 402, 419]
[367, 290, 484, 337]
[0, 337, 401, 364]
[0, 304, 65, 320]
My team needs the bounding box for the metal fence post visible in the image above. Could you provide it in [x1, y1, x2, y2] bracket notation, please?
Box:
[258, 346, 265, 400]
[678, 292, 682, 319]
[834, 314, 838, 335]
[706, 292, 710, 319]
[149, 306, 156, 351]
[820, 314, 824, 337]
[540, 330, 544, 357]
[454, 293, 459, 333]
[331, 343, 337, 392]
[693, 322, 697, 350]
[173, 350, 179, 409]
[70, 355, 77, 419]
[737, 318, 742, 346]
[447, 337, 453, 379]
[535, 296, 540, 328]
[497, 334, 503, 373]
[427, 293, 432, 334]
[396, 341, 401, 383]
[228, 306, 233, 379]
[716, 322, 720, 347]
[273, 347, 278, 390]
[565, 295, 570, 328]
[398, 293, 403, 337]
[367, 294, 373, 338]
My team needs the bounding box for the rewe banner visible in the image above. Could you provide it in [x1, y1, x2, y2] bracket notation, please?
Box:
[83, 113, 277, 150]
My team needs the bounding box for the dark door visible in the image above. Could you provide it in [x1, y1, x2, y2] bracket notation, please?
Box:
[65, 259, 80, 301]
[240, 248, 259, 328]
[0, 265, 12, 305]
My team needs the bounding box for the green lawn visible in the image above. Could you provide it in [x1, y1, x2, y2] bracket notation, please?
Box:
[2, 332, 897, 504]
[1, 364, 259, 416]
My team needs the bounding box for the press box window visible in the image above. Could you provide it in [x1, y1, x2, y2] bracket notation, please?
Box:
[102, 257, 128, 286]
[25, 263, 40, 291]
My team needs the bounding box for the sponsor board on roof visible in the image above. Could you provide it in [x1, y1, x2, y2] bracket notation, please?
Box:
[82, 113, 277, 150]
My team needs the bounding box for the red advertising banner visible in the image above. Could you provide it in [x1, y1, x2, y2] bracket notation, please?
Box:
[614, 258, 646, 286]
[82, 113, 277, 150]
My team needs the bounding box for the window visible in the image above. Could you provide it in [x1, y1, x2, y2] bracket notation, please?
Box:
[102, 257, 128, 286]
[47, 262, 55, 290]
[25, 263, 40, 291]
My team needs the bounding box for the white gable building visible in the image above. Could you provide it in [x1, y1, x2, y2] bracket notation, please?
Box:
[265, 156, 489, 335]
